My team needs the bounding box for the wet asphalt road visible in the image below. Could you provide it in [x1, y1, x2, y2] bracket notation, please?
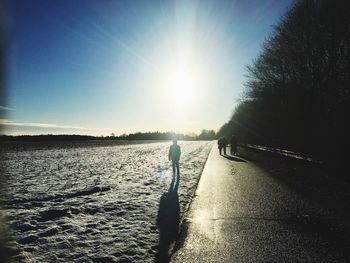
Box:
[171, 146, 349, 262]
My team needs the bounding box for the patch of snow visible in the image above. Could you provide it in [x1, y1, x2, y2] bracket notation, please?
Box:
[1, 141, 213, 262]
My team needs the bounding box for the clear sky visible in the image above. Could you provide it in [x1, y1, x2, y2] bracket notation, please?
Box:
[1, 0, 294, 136]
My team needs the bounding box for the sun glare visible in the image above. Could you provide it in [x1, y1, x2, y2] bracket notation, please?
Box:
[165, 67, 195, 106]
[161, 58, 204, 115]
[154, 51, 208, 130]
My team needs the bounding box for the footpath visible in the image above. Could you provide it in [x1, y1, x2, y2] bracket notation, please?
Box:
[170, 145, 349, 262]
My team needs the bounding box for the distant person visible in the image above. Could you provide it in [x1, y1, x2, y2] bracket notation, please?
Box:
[218, 137, 227, 155]
[218, 137, 223, 155]
[169, 139, 181, 176]
[222, 137, 227, 155]
[230, 134, 238, 155]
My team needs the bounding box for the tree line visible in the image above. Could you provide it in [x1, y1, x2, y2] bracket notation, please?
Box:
[0, 129, 216, 142]
[119, 129, 215, 141]
[218, 0, 350, 162]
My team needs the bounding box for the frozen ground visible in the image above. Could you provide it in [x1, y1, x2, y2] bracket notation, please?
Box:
[1, 141, 213, 262]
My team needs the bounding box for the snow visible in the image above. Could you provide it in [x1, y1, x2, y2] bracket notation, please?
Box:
[1, 141, 213, 262]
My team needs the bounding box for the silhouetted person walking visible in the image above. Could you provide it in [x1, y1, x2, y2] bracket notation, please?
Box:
[169, 139, 181, 176]
[222, 137, 227, 155]
[218, 137, 222, 155]
[218, 137, 227, 155]
[230, 134, 238, 155]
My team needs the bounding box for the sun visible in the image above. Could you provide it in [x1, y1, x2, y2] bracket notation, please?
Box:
[153, 53, 207, 128]
[164, 65, 198, 109]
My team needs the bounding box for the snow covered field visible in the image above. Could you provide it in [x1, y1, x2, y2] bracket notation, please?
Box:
[1, 141, 213, 262]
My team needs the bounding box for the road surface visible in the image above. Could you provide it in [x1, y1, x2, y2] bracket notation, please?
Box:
[171, 146, 349, 262]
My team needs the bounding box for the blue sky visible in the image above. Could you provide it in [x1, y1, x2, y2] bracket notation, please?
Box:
[1, 0, 294, 135]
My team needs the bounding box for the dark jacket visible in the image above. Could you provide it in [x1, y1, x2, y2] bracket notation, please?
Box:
[169, 145, 181, 162]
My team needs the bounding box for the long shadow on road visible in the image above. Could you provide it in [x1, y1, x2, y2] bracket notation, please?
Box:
[154, 176, 180, 263]
[223, 154, 247, 162]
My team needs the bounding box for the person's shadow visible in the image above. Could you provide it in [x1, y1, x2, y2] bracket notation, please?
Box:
[154, 176, 180, 263]
[223, 154, 247, 162]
